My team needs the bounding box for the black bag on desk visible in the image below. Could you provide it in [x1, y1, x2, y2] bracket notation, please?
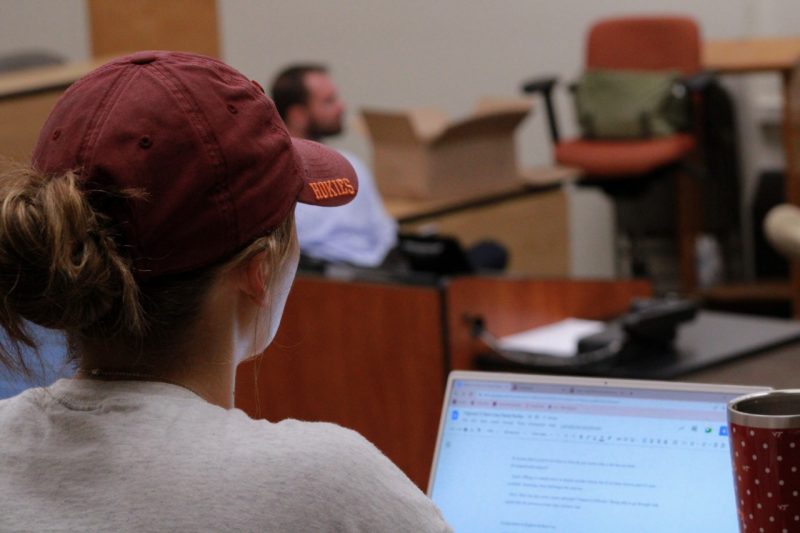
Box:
[297, 234, 474, 284]
[396, 234, 474, 276]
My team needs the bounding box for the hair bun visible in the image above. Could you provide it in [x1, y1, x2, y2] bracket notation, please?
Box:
[0, 166, 141, 334]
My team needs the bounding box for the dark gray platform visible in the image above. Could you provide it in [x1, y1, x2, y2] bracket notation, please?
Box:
[477, 311, 800, 380]
[611, 311, 800, 379]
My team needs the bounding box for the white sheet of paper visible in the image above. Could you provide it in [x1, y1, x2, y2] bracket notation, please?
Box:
[497, 318, 605, 358]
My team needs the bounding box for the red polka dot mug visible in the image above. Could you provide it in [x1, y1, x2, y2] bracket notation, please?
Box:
[729, 390, 800, 533]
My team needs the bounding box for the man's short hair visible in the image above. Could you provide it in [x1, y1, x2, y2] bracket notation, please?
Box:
[270, 64, 328, 121]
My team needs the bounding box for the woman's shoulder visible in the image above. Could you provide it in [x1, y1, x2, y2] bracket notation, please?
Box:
[221, 416, 451, 531]
[222, 414, 388, 471]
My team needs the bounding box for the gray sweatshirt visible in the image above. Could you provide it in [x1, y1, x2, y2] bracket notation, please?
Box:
[0, 379, 452, 532]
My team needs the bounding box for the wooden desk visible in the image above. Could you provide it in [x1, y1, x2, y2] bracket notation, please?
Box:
[0, 58, 109, 161]
[384, 167, 588, 278]
[384, 167, 574, 222]
[703, 37, 800, 75]
[703, 37, 800, 316]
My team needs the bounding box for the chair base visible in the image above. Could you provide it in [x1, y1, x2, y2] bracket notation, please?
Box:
[578, 164, 700, 294]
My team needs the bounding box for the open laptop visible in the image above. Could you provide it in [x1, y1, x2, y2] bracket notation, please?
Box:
[428, 371, 769, 532]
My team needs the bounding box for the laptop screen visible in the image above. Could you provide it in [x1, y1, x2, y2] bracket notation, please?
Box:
[428, 372, 768, 533]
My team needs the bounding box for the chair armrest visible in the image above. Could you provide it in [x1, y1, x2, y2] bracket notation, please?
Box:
[521, 76, 558, 95]
[520, 75, 561, 144]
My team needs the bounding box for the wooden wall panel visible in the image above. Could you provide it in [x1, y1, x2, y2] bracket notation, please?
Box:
[235, 276, 447, 490]
[0, 92, 61, 161]
[88, 0, 219, 58]
[0, 58, 107, 161]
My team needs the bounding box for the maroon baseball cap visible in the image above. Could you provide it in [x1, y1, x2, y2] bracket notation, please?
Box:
[32, 50, 357, 278]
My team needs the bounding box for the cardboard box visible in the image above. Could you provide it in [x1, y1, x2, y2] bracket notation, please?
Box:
[361, 97, 533, 199]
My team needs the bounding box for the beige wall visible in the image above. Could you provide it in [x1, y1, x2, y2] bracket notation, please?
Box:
[0, 0, 793, 170]
[219, 0, 754, 167]
[0, 0, 89, 62]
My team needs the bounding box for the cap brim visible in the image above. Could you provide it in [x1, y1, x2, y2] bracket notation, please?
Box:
[293, 138, 358, 207]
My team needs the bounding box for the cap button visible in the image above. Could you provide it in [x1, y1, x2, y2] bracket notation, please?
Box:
[129, 52, 158, 65]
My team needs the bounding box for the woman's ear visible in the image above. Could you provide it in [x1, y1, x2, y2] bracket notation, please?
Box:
[237, 251, 269, 304]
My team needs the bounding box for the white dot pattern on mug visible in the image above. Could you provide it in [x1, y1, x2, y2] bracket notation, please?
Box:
[731, 424, 800, 532]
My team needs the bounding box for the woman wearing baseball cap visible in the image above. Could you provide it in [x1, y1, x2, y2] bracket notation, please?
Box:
[0, 51, 450, 531]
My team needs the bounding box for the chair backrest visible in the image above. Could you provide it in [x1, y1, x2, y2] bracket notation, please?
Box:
[586, 16, 701, 75]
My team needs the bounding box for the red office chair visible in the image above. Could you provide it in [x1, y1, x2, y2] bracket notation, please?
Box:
[523, 16, 713, 293]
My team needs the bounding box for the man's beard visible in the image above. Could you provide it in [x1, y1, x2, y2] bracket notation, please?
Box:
[307, 118, 343, 142]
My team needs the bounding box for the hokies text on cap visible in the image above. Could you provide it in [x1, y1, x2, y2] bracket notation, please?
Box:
[308, 178, 356, 201]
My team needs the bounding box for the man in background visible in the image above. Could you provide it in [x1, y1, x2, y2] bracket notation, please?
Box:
[271, 64, 398, 268]
[271, 64, 507, 272]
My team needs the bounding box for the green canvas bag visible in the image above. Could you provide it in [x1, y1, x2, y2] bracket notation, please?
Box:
[573, 69, 690, 139]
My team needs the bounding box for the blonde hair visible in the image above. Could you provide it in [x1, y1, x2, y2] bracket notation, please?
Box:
[0, 162, 295, 376]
